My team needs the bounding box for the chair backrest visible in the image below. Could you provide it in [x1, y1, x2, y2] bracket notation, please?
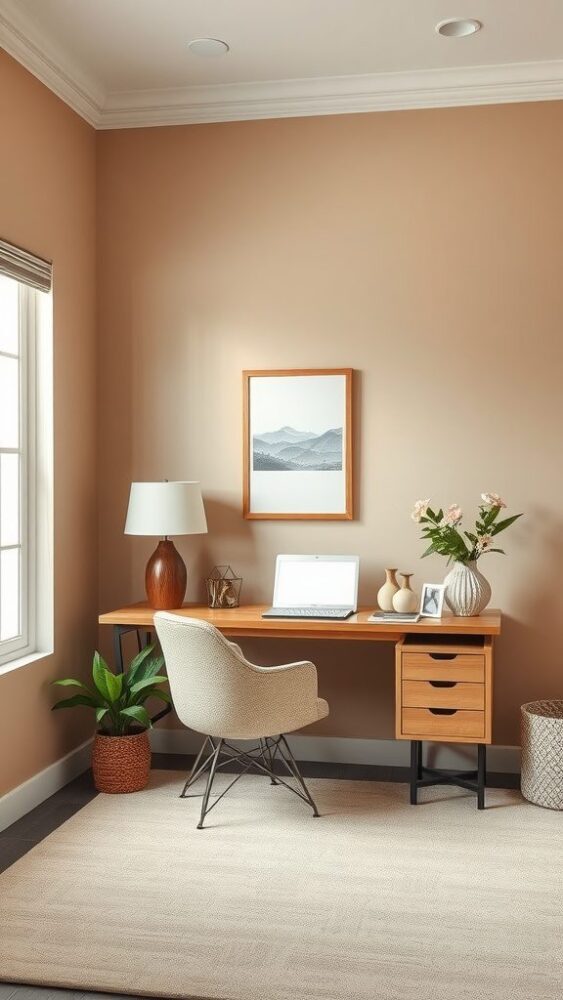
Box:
[154, 612, 260, 738]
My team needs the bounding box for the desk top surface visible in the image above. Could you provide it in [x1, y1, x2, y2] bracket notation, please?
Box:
[99, 603, 501, 640]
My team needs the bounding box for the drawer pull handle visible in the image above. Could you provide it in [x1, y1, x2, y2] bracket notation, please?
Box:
[429, 681, 456, 688]
[429, 652, 457, 660]
[429, 708, 457, 716]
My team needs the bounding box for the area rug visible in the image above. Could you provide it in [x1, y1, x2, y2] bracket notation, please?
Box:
[0, 771, 562, 1000]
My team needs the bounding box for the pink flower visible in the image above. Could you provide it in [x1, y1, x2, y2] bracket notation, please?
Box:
[411, 498, 430, 522]
[477, 535, 493, 552]
[481, 492, 507, 508]
[445, 504, 463, 526]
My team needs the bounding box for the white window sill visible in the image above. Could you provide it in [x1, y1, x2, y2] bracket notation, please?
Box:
[0, 647, 53, 677]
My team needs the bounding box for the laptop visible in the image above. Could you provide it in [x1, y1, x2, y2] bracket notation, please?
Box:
[262, 554, 360, 620]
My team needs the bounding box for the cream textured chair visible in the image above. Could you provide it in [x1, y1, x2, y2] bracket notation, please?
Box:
[154, 611, 329, 828]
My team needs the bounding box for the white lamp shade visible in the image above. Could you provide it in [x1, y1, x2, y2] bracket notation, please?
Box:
[124, 482, 208, 537]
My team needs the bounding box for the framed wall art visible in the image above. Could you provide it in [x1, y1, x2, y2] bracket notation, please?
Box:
[243, 368, 353, 520]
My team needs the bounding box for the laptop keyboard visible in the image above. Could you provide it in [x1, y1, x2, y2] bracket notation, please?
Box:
[266, 607, 352, 617]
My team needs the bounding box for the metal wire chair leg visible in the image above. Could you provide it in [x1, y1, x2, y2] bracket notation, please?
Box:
[180, 736, 215, 798]
[260, 738, 278, 784]
[197, 739, 224, 829]
[278, 736, 320, 817]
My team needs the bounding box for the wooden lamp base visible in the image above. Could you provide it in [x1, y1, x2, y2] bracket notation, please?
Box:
[145, 539, 187, 610]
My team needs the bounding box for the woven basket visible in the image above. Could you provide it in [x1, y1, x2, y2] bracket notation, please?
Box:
[521, 700, 563, 810]
[92, 730, 151, 794]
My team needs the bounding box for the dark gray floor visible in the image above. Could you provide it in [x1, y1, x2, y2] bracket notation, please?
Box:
[0, 752, 519, 999]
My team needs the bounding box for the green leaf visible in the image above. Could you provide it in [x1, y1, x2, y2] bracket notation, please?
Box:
[127, 644, 158, 685]
[105, 670, 123, 703]
[52, 694, 98, 711]
[420, 543, 435, 558]
[464, 532, 478, 544]
[129, 675, 168, 696]
[52, 678, 90, 690]
[96, 707, 109, 724]
[491, 513, 522, 536]
[92, 652, 113, 701]
[120, 705, 152, 730]
[483, 506, 500, 528]
[131, 685, 171, 707]
[52, 677, 102, 702]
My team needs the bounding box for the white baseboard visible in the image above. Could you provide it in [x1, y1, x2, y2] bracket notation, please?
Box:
[150, 729, 520, 775]
[0, 738, 92, 834]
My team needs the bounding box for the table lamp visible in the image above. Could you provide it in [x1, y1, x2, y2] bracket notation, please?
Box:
[124, 481, 208, 610]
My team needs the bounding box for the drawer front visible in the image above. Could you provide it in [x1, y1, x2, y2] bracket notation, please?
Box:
[402, 652, 485, 683]
[402, 680, 484, 710]
[402, 707, 485, 739]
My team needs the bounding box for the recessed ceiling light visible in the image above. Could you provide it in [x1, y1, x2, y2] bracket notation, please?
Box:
[187, 37, 229, 57]
[436, 18, 482, 37]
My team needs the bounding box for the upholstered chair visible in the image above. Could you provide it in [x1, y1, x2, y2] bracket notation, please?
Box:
[154, 611, 329, 828]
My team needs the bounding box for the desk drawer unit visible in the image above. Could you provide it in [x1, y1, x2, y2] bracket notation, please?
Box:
[396, 638, 493, 744]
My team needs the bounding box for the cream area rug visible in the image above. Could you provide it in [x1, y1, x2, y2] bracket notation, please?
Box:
[0, 770, 562, 1000]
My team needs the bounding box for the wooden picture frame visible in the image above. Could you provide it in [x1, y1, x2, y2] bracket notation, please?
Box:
[243, 368, 353, 520]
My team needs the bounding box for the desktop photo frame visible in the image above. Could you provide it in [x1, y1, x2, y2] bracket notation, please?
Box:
[419, 583, 446, 618]
[243, 369, 353, 520]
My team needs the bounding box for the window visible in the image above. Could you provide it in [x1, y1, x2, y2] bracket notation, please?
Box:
[0, 254, 52, 669]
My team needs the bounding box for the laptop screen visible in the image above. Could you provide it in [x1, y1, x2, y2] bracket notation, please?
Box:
[273, 556, 359, 608]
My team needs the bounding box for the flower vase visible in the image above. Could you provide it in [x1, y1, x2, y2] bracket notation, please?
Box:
[392, 573, 418, 613]
[377, 568, 399, 611]
[444, 560, 491, 616]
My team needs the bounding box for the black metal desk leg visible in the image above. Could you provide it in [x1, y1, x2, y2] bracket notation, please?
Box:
[113, 626, 125, 672]
[417, 740, 423, 780]
[477, 744, 487, 810]
[410, 740, 420, 805]
[112, 625, 151, 673]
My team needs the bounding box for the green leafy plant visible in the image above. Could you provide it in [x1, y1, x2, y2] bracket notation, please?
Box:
[52, 644, 170, 735]
[412, 492, 523, 565]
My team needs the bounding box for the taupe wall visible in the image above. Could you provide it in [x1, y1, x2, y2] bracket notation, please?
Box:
[0, 53, 97, 795]
[97, 104, 563, 747]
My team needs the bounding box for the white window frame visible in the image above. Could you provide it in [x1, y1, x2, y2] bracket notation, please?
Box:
[0, 280, 52, 670]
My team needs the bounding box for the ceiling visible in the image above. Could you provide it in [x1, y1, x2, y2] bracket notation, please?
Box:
[1, 0, 563, 128]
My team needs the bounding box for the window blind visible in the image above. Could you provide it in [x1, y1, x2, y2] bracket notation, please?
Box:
[0, 238, 52, 293]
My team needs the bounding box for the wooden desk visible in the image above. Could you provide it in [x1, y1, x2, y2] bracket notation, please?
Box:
[99, 602, 501, 808]
[99, 602, 500, 640]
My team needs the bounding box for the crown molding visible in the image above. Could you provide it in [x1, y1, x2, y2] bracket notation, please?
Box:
[0, 0, 103, 126]
[2, 0, 563, 132]
[99, 60, 563, 129]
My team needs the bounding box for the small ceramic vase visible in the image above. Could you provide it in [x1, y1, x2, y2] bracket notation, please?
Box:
[444, 560, 492, 616]
[392, 573, 418, 614]
[377, 568, 399, 611]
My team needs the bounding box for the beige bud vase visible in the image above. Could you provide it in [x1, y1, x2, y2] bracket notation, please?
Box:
[392, 573, 418, 614]
[377, 568, 399, 611]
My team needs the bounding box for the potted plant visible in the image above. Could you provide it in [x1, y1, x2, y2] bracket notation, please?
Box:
[52, 644, 169, 793]
[412, 492, 523, 616]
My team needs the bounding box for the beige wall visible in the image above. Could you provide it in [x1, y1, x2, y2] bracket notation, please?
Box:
[97, 104, 563, 748]
[2, 53, 561, 792]
[0, 54, 97, 795]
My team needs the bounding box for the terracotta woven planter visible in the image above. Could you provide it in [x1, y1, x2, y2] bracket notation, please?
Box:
[92, 730, 151, 793]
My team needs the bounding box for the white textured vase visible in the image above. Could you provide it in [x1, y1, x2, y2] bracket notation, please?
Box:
[444, 560, 492, 617]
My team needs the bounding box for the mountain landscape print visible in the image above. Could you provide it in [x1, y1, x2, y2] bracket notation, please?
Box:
[253, 426, 343, 471]
[244, 369, 352, 518]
